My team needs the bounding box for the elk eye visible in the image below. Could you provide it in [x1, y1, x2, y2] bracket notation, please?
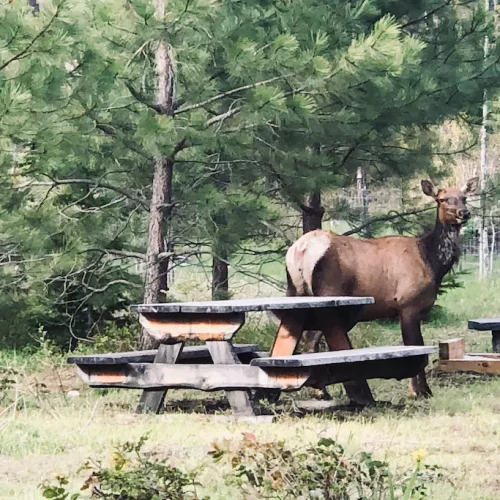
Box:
[438, 198, 446, 203]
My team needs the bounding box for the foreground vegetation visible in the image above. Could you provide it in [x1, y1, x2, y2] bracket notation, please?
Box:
[1, 267, 500, 499]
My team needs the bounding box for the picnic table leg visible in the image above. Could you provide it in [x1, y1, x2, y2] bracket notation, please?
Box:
[135, 342, 184, 414]
[206, 341, 255, 417]
[492, 331, 500, 353]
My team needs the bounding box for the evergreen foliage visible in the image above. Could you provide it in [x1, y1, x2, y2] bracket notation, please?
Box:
[1, 0, 499, 347]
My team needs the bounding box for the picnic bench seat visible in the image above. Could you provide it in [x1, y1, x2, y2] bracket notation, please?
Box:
[69, 296, 437, 417]
[68, 344, 260, 365]
[468, 319, 500, 353]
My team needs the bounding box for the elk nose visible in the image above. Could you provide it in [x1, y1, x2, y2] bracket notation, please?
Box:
[459, 209, 470, 220]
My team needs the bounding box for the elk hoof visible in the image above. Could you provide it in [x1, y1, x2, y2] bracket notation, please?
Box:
[254, 389, 281, 404]
[408, 380, 433, 398]
[309, 387, 332, 400]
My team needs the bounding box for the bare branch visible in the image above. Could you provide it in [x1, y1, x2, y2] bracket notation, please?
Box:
[174, 75, 289, 115]
[82, 248, 146, 260]
[0, 4, 61, 72]
[206, 107, 241, 126]
[15, 178, 149, 209]
[342, 206, 435, 237]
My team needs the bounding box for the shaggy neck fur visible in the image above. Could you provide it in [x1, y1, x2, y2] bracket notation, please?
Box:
[419, 213, 461, 285]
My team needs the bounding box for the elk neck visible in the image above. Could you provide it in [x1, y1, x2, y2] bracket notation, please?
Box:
[418, 213, 461, 285]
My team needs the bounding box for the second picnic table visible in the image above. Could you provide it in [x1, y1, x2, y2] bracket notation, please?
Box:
[69, 296, 435, 417]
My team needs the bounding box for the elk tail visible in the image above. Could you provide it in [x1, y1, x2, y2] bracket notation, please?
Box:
[285, 230, 331, 296]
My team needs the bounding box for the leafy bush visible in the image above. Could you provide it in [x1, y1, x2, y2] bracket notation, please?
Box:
[41, 434, 442, 500]
[40, 434, 204, 500]
[89, 320, 140, 354]
[209, 433, 441, 500]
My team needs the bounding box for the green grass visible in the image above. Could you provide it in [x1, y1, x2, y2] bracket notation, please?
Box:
[2, 262, 500, 499]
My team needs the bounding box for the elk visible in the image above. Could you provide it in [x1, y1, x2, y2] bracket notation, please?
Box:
[286, 177, 478, 398]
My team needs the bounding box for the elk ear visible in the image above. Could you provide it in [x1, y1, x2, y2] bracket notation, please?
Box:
[461, 177, 479, 195]
[421, 180, 437, 198]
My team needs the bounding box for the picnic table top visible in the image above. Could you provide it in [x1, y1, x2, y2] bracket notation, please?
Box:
[468, 318, 500, 330]
[130, 296, 374, 314]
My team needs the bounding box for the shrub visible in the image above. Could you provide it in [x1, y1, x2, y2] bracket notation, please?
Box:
[40, 434, 204, 500]
[41, 434, 442, 500]
[209, 433, 441, 500]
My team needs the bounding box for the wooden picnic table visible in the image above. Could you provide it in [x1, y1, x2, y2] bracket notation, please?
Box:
[69, 296, 436, 417]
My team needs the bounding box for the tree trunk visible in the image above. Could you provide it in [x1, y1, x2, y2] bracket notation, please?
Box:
[479, 0, 493, 279]
[212, 250, 229, 300]
[356, 167, 371, 238]
[302, 191, 324, 233]
[140, 0, 175, 349]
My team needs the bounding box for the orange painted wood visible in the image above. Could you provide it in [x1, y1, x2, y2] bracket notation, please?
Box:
[139, 312, 245, 342]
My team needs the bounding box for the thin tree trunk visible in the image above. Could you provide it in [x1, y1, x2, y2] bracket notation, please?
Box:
[479, 25, 489, 279]
[140, 0, 175, 349]
[302, 191, 324, 233]
[357, 167, 370, 237]
[212, 249, 229, 300]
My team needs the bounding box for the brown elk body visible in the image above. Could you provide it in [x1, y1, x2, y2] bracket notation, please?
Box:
[285, 178, 478, 397]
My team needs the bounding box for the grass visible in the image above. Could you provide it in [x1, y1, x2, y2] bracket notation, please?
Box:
[2, 262, 500, 499]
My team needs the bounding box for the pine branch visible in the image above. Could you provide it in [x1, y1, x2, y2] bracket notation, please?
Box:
[342, 207, 434, 237]
[401, 1, 452, 29]
[124, 81, 165, 114]
[0, 4, 61, 72]
[82, 248, 146, 260]
[206, 107, 241, 126]
[15, 178, 149, 209]
[174, 75, 289, 115]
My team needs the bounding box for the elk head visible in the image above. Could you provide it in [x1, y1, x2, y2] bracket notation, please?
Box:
[421, 177, 479, 226]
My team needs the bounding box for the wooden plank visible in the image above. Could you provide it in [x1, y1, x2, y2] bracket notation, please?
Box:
[438, 338, 465, 360]
[206, 341, 255, 417]
[130, 296, 374, 315]
[468, 319, 500, 331]
[438, 356, 500, 375]
[467, 353, 500, 359]
[139, 312, 245, 342]
[251, 345, 436, 368]
[67, 344, 259, 365]
[307, 355, 429, 387]
[135, 343, 183, 414]
[76, 363, 310, 391]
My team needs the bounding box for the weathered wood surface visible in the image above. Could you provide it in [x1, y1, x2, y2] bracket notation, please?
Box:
[135, 343, 183, 414]
[67, 344, 259, 365]
[75, 351, 429, 391]
[305, 356, 428, 388]
[130, 296, 374, 314]
[139, 312, 245, 341]
[438, 339, 465, 360]
[76, 363, 310, 391]
[206, 341, 255, 417]
[468, 319, 500, 331]
[251, 345, 436, 368]
[438, 355, 500, 375]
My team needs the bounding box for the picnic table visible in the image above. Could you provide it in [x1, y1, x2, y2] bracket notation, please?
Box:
[69, 296, 436, 417]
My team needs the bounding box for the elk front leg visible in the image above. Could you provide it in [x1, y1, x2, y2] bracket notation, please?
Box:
[400, 310, 432, 398]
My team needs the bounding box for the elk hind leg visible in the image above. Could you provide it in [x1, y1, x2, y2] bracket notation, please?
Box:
[318, 312, 375, 406]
